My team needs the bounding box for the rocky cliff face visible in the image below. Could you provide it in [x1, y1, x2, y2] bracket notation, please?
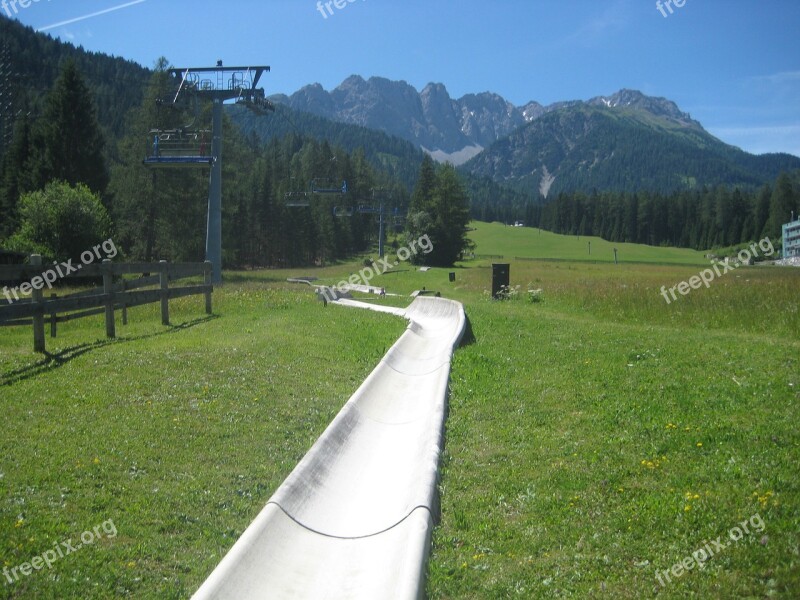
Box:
[273, 75, 531, 163]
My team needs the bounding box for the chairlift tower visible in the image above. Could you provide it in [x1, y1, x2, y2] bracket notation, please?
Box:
[356, 190, 403, 259]
[145, 61, 273, 284]
[336, 190, 404, 259]
[355, 204, 386, 258]
[288, 182, 403, 259]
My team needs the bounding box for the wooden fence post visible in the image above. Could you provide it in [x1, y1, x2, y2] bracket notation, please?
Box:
[121, 279, 128, 326]
[103, 259, 115, 339]
[160, 260, 169, 325]
[50, 293, 57, 338]
[31, 254, 45, 353]
[204, 260, 212, 315]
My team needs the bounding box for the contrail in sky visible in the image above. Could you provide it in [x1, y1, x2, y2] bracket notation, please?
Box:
[37, 0, 147, 32]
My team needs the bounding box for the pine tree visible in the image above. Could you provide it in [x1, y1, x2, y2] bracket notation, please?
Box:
[0, 113, 33, 238]
[36, 59, 109, 194]
[433, 164, 472, 262]
[109, 59, 206, 262]
[753, 184, 772, 239]
[768, 173, 795, 241]
[407, 162, 471, 266]
[409, 154, 436, 214]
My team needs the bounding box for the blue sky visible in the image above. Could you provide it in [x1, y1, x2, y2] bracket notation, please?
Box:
[5, 0, 800, 156]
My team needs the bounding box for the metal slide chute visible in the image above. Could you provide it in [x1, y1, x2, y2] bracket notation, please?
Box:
[192, 296, 466, 600]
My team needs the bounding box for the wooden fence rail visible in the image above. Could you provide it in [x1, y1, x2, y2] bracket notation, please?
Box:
[0, 256, 213, 353]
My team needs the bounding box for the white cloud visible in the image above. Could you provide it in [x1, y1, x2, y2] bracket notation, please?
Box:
[37, 0, 147, 32]
[747, 71, 800, 86]
[562, 0, 632, 47]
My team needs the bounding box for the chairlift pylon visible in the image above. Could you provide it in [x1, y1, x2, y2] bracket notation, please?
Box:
[144, 62, 272, 284]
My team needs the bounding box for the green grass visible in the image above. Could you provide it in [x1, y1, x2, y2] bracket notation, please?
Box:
[0, 223, 798, 598]
[423, 266, 799, 598]
[468, 221, 711, 265]
[0, 279, 405, 598]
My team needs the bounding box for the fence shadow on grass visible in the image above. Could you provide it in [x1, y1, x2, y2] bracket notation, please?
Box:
[459, 313, 476, 347]
[0, 315, 217, 387]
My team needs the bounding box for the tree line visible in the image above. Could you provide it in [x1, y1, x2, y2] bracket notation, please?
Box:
[1, 54, 796, 266]
[0, 16, 149, 158]
[521, 175, 799, 250]
[108, 61, 412, 267]
[1, 59, 473, 268]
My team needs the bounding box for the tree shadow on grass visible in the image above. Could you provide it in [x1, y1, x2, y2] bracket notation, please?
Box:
[0, 315, 218, 387]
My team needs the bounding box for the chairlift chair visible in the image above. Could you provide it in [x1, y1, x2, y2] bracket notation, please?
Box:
[311, 179, 347, 194]
[285, 191, 311, 208]
[333, 206, 354, 217]
[143, 128, 213, 168]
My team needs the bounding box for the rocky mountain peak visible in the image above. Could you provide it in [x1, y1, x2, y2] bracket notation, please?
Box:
[588, 88, 701, 128]
[271, 78, 708, 164]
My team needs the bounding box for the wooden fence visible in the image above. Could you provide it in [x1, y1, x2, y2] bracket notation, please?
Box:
[0, 256, 213, 353]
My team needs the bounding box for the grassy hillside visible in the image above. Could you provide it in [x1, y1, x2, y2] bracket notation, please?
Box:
[0, 236, 797, 598]
[469, 221, 710, 265]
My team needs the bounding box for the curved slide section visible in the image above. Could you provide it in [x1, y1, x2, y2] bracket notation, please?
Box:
[193, 296, 465, 600]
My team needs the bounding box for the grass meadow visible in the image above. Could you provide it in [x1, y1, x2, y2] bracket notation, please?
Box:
[0, 222, 798, 598]
[465, 223, 711, 265]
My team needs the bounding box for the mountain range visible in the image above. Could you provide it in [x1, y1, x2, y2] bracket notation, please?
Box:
[2, 10, 797, 203]
[271, 75, 541, 164]
[271, 79, 704, 164]
[270, 78, 800, 196]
